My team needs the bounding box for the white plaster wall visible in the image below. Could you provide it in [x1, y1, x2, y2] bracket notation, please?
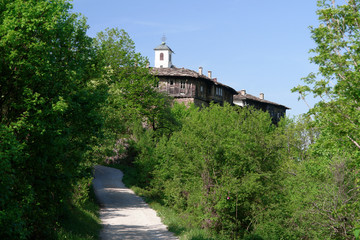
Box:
[154, 50, 172, 68]
[233, 100, 245, 107]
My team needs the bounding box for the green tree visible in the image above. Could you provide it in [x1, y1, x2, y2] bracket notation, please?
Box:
[0, 125, 32, 239]
[0, 0, 102, 238]
[259, 128, 360, 239]
[92, 28, 175, 162]
[148, 104, 286, 239]
[292, 0, 360, 150]
[292, 0, 360, 238]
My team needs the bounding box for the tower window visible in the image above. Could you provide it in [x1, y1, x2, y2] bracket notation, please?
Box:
[160, 53, 164, 61]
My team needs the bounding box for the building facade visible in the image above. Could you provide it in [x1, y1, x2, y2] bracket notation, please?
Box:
[151, 41, 290, 122]
[233, 90, 290, 124]
[151, 42, 237, 107]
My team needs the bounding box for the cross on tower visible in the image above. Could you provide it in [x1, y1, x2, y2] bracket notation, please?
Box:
[162, 35, 166, 43]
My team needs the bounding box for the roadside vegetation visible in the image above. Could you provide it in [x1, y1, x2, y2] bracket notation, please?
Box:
[55, 183, 101, 240]
[1, 0, 104, 239]
[1, 0, 359, 239]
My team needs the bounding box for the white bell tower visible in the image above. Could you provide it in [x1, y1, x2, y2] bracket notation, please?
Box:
[154, 37, 174, 68]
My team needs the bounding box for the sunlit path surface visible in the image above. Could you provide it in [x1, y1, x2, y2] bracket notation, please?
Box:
[92, 165, 178, 240]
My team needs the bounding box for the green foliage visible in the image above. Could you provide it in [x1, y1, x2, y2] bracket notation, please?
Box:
[291, 1, 360, 238]
[0, 125, 32, 239]
[55, 183, 101, 240]
[247, 117, 359, 239]
[92, 28, 176, 163]
[128, 101, 358, 239]
[292, 0, 360, 151]
[355, 227, 360, 240]
[4, 0, 360, 239]
[0, 0, 103, 238]
[135, 104, 285, 238]
[149, 202, 221, 240]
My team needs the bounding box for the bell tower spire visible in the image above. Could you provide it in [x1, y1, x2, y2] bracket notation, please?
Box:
[161, 34, 167, 43]
[154, 36, 174, 68]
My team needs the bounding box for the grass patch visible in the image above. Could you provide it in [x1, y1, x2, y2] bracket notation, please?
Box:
[55, 183, 101, 240]
[149, 202, 218, 240]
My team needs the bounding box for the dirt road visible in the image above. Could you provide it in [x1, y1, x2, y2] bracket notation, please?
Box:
[92, 165, 178, 240]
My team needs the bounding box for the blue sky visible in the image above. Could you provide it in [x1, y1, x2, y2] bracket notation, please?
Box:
[71, 0, 322, 117]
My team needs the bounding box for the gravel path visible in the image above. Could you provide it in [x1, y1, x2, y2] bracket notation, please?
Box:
[92, 165, 178, 240]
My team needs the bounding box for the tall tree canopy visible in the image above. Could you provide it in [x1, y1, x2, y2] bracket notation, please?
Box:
[138, 104, 288, 239]
[293, 0, 360, 150]
[0, 0, 102, 238]
[292, 1, 360, 238]
[92, 28, 176, 161]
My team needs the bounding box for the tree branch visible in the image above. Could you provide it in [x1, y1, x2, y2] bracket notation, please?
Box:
[347, 135, 360, 149]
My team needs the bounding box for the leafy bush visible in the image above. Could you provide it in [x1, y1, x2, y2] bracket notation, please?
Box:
[0, 125, 32, 240]
[135, 103, 285, 238]
[0, 0, 103, 238]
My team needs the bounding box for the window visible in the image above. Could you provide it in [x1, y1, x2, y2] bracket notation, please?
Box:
[216, 87, 223, 96]
[200, 85, 203, 92]
[160, 53, 164, 61]
[180, 81, 186, 89]
[170, 80, 174, 85]
[169, 54, 171, 62]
